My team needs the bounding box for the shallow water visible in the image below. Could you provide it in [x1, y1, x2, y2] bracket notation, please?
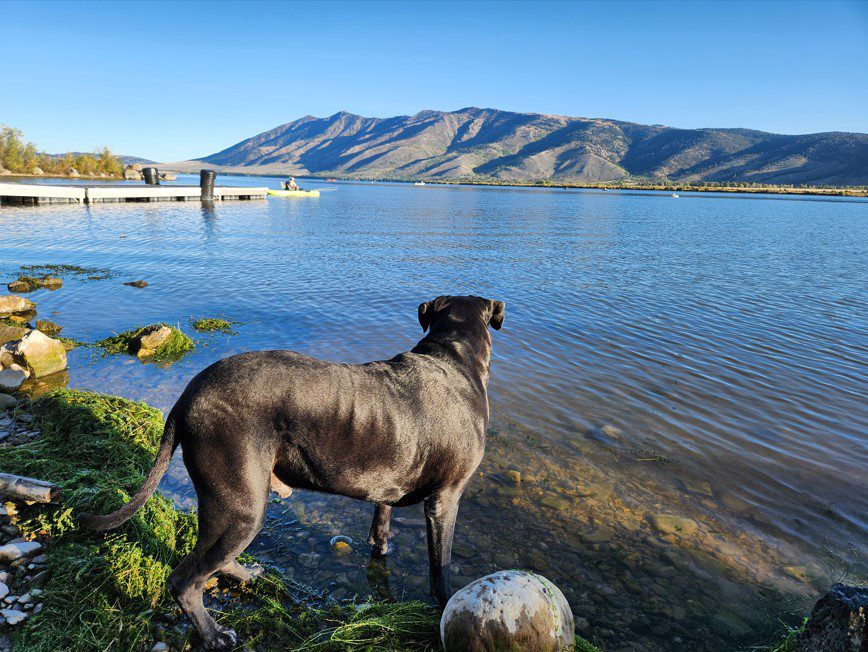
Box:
[2, 176, 866, 650]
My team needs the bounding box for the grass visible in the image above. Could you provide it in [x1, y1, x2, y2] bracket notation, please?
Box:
[763, 618, 808, 652]
[0, 389, 441, 651]
[191, 317, 237, 334]
[95, 324, 195, 363]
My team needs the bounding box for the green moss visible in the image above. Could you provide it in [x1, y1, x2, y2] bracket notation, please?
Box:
[96, 324, 195, 362]
[191, 317, 236, 334]
[0, 389, 441, 651]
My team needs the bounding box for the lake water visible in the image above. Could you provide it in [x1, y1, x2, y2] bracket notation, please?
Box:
[2, 175, 866, 650]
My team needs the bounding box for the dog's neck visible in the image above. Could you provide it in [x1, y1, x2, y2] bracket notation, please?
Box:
[411, 318, 493, 387]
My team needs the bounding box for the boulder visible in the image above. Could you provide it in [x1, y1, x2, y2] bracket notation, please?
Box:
[131, 162, 143, 172]
[441, 570, 575, 652]
[796, 584, 867, 651]
[2, 329, 67, 377]
[133, 325, 172, 357]
[7, 279, 32, 293]
[67, 167, 79, 177]
[0, 295, 35, 316]
[123, 280, 149, 288]
[35, 320, 62, 337]
[124, 166, 143, 180]
[31, 167, 43, 175]
[0, 394, 16, 410]
[0, 366, 29, 392]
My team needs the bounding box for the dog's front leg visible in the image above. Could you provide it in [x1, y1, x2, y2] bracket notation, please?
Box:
[368, 503, 392, 556]
[424, 489, 461, 609]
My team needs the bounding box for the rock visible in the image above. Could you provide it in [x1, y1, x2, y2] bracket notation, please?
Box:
[0, 394, 15, 410]
[298, 552, 320, 568]
[647, 514, 699, 537]
[151, 643, 170, 652]
[506, 469, 522, 485]
[541, 495, 569, 511]
[0, 366, 29, 392]
[0, 296, 35, 317]
[124, 166, 143, 180]
[159, 172, 177, 181]
[133, 325, 172, 357]
[67, 168, 79, 177]
[38, 276, 62, 290]
[0, 583, 7, 600]
[0, 609, 26, 625]
[0, 326, 27, 347]
[16, 593, 31, 605]
[35, 320, 62, 337]
[795, 584, 867, 651]
[330, 536, 353, 556]
[7, 280, 32, 293]
[29, 571, 49, 589]
[0, 541, 42, 562]
[31, 167, 43, 175]
[441, 570, 575, 652]
[2, 329, 67, 377]
[123, 280, 148, 288]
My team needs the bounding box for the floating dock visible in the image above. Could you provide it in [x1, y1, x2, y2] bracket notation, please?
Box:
[0, 183, 268, 206]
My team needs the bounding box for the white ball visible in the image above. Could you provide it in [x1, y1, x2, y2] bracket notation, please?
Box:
[440, 570, 575, 651]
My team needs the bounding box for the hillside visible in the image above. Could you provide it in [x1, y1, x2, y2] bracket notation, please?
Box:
[169, 108, 868, 186]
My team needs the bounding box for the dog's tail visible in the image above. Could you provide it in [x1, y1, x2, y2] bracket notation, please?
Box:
[78, 414, 180, 531]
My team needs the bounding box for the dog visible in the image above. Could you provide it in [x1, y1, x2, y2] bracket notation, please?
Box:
[80, 295, 505, 649]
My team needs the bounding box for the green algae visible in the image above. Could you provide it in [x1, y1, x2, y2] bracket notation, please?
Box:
[191, 317, 237, 334]
[95, 324, 195, 362]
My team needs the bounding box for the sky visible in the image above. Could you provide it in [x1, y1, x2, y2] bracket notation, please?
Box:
[1, 0, 866, 161]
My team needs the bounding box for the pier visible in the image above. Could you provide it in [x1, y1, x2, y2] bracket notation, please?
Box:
[0, 183, 268, 206]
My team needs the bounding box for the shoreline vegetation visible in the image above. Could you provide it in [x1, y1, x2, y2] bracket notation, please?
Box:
[0, 127, 123, 179]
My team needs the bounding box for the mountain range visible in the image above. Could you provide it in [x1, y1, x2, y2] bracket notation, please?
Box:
[166, 108, 868, 186]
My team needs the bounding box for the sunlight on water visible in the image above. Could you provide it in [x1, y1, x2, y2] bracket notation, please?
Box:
[2, 175, 866, 650]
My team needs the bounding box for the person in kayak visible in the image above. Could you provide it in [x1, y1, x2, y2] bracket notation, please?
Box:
[283, 177, 301, 191]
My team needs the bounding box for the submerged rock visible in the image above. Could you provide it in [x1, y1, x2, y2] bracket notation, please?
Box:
[0, 296, 35, 317]
[647, 513, 698, 537]
[441, 570, 575, 652]
[796, 583, 867, 651]
[2, 329, 67, 377]
[123, 280, 149, 288]
[0, 394, 16, 410]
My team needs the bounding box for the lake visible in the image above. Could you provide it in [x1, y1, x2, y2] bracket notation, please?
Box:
[2, 175, 866, 650]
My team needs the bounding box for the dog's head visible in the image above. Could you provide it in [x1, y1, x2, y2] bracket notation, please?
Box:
[418, 295, 505, 333]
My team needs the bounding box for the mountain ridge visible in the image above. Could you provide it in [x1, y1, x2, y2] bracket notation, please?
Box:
[173, 108, 867, 185]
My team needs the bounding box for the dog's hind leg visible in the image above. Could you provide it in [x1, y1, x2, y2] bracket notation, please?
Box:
[168, 487, 268, 649]
[424, 488, 461, 609]
[218, 559, 255, 584]
[368, 503, 392, 556]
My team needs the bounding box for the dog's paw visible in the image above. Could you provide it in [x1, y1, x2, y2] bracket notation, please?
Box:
[203, 627, 238, 650]
[368, 535, 389, 556]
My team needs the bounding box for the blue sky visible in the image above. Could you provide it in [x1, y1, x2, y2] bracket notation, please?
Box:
[1, 0, 866, 161]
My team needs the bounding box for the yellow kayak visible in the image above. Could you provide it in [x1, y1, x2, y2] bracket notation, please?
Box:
[268, 189, 320, 198]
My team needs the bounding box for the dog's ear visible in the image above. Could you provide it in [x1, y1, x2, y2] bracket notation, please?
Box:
[489, 300, 505, 330]
[418, 301, 433, 332]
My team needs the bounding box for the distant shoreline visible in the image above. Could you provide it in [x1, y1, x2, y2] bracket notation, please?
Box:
[6, 170, 866, 198]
